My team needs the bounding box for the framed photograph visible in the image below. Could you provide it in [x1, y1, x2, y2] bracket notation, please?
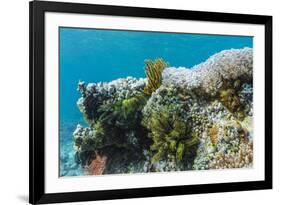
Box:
[29, 0, 272, 204]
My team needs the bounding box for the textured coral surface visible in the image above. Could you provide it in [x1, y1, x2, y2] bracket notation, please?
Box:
[71, 47, 253, 175]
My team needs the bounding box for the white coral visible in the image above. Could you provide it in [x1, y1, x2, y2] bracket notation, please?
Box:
[87, 77, 146, 99]
[162, 47, 253, 95]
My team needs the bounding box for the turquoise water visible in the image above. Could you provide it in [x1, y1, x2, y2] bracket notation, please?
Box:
[59, 27, 253, 176]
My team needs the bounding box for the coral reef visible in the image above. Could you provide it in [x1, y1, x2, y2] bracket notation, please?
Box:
[141, 86, 203, 170]
[77, 77, 147, 124]
[70, 47, 253, 175]
[193, 116, 253, 170]
[74, 77, 151, 174]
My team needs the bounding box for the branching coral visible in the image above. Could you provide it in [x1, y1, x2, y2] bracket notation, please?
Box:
[143, 58, 168, 95]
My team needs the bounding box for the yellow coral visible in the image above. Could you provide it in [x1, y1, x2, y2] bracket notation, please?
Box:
[241, 116, 253, 135]
[145, 106, 198, 164]
[144, 58, 168, 95]
[208, 125, 219, 145]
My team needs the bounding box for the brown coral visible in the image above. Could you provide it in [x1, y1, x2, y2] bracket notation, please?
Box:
[208, 125, 219, 145]
[209, 141, 253, 169]
[219, 88, 246, 120]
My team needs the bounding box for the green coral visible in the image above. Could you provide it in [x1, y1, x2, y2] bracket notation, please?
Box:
[93, 92, 149, 151]
[219, 88, 245, 119]
[143, 58, 168, 95]
[98, 93, 147, 128]
[74, 90, 151, 171]
[144, 105, 199, 164]
[92, 121, 104, 136]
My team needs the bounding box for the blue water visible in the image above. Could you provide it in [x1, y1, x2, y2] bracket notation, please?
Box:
[59, 27, 253, 176]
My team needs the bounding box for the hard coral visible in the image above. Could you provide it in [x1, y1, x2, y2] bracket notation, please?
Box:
[162, 47, 253, 96]
[193, 118, 253, 170]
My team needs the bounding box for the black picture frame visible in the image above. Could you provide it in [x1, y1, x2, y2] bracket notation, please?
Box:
[29, 0, 272, 204]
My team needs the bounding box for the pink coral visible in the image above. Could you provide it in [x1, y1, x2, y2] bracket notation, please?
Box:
[85, 154, 107, 175]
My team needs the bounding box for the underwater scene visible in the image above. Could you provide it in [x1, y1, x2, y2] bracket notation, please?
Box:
[59, 27, 253, 177]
